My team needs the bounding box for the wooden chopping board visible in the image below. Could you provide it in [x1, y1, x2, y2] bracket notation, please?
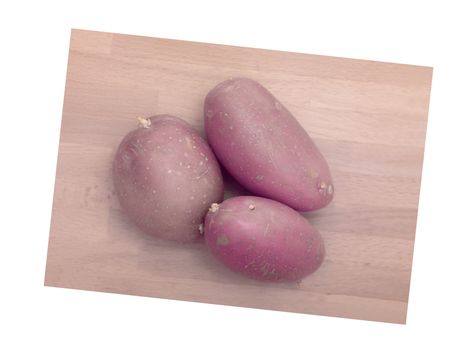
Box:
[44, 29, 432, 324]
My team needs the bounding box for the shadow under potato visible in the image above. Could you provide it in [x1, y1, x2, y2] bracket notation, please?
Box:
[220, 164, 252, 200]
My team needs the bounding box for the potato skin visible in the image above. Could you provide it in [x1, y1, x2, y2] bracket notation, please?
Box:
[113, 115, 223, 242]
[204, 196, 325, 282]
[204, 77, 334, 211]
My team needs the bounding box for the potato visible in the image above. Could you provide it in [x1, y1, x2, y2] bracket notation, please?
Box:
[204, 77, 334, 211]
[203, 196, 325, 282]
[113, 115, 223, 242]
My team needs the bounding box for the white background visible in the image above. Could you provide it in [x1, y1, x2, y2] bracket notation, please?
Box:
[1, 0, 466, 349]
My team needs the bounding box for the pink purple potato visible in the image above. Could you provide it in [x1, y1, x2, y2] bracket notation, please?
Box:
[113, 115, 223, 242]
[204, 77, 334, 212]
[203, 196, 325, 282]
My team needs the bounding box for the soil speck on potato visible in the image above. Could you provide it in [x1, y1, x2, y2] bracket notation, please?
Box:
[263, 223, 270, 236]
[310, 169, 318, 179]
[209, 203, 220, 213]
[216, 234, 230, 246]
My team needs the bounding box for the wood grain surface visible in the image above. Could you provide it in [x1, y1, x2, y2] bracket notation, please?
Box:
[44, 29, 432, 324]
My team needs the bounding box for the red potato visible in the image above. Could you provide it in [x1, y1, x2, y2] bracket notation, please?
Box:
[204, 77, 334, 212]
[203, 196, 325, 282]
[113, 115, 223, 242]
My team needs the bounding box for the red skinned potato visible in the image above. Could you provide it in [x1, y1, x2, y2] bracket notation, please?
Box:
[113, 115, 223, 242]
[203, 196, 325, 282]
[204, 77, 334, 212]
